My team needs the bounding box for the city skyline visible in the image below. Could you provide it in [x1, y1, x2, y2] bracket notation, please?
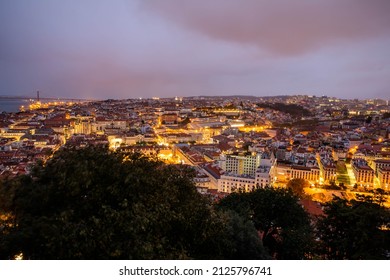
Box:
[1, 0, 390, 100]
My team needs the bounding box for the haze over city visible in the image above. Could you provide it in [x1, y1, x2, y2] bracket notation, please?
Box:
[1, 0, 390, 100]
[1, 1, 390, 265]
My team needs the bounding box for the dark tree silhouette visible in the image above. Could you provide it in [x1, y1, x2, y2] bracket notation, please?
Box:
[0, 146, 268, 260]
[217, 188, 314, 259]
[286, 178, 309, 198]
[316, 198, 390, 259]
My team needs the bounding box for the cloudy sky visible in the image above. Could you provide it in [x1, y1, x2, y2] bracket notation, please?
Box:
[1, 0, 390, 100]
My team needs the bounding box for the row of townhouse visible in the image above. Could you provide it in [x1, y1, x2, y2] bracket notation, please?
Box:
[372, 159, 390, 189]
[351, 158, 375, 188]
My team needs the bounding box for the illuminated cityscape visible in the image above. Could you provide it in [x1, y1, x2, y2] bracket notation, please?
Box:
[1, 1, 390, 262]
[1, 95, 389, 207]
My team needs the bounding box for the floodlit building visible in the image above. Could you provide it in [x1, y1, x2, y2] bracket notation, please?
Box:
[318, 158, 337, 183]
[220, 152, 261, 177]
[74, 120, 93, 135]
[377, 166, 390, 190]
[372, 159, 390, 176]
[352, 159, 375, 188]
[218, 174, 256, 193]
[290, 166, 321, 183]
[160, 113, 178, 125]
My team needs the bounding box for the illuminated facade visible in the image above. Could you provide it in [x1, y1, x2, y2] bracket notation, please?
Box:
[372, 159, 390, 176]
[276, 164, 320, 184]
[160, 113, 178, 125]
[255, 166, 273, 187]
[377, 166, 390, 190]
[290, 166, 321, 182]
[318, 158, 337, 183]
[352, 159, 374, 188]
[74, 120, 93, 135]
[218, 174, 256, 193]
[220, 152, 261, 177]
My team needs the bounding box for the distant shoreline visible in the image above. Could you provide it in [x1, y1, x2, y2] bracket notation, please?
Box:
[0, 99, 29, 113]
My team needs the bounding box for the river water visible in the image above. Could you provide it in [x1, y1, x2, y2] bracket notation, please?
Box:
[0, 99, 29, 113]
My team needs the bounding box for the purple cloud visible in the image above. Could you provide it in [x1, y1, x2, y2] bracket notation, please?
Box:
[144, 0, 390, 55]
[0, 0, 389, 100]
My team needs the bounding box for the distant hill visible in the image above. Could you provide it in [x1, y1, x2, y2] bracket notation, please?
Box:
[257, 102, 312, 117]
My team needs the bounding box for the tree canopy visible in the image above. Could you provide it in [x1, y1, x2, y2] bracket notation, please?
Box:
[382, 112, 390, 119]
[256, 103, 312, 117]
[316, 198, 390, 259]
[2, 146, 389, 260]
[216, 187, 314, 259]
[0, 146, 269, 260]
[286, 178, 309, 198]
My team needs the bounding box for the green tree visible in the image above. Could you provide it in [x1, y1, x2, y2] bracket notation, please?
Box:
[0, 146, 267, 260]
[286, 178, 309, 198]
[256, 103, 312, 117]
[201, 210, 269, 260]
[179, 117, 191, 127]
[217, 188, 314, 259]
[316, 198, 390, 259]
[374, 188, 387, 206]
[382, 112, 390, 119]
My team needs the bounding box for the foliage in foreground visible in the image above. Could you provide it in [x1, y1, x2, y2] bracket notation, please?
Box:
[0, 146, 268, 260]
[316, 198, 390, 259]
[1, 146, 388, 260]
[217, 187, 314, 259]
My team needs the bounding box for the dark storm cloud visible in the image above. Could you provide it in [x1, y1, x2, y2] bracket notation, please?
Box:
[0, 0, 389, 99]
[144, 0, 390, 55]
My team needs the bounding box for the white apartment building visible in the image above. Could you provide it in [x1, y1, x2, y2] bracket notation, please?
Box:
[255, 165, 273, 187]
[219, 152, 261, 176]
[218, 174, 256, 193]
[218, 152, 277, 192]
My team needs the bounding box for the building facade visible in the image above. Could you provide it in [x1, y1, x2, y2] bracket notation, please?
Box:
[352, 159, 375, 188]
[220, 152, 261, 176]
